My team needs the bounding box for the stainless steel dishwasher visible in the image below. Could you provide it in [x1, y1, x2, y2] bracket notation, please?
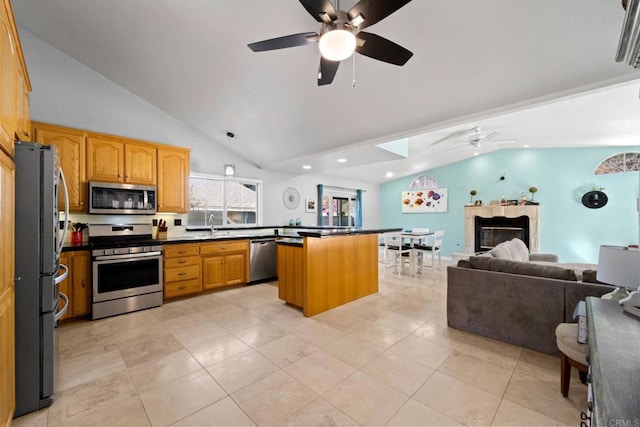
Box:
[249, 238, 278, 283]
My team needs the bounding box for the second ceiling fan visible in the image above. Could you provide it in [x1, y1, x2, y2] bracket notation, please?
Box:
[248, 0, 413, 86]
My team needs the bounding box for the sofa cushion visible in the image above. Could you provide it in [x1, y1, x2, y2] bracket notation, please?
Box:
[489, 238, 530, 262]
[468, 256, 578, 281]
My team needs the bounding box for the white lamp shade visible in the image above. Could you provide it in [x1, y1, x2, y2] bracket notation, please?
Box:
[319, 29, 356, 61]
[596, 245, 640, 289]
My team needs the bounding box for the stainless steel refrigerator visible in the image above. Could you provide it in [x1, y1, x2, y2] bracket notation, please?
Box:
[14, 141, 69, 417]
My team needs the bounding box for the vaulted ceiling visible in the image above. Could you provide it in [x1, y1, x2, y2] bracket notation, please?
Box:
[12, 0, 640, 183]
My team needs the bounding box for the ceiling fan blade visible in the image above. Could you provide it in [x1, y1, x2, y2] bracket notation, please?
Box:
[347, 0, 412, 30]
[444, 143, 470, 152]
[318, 57, 340, 86]
[299, 0, 337, 23]
[248, 32, 319, 52]
[355, 32, 412, 65]
[427, 129, 471, 147]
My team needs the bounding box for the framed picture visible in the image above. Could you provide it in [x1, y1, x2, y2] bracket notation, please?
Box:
[475, 200, 483, 206]
[305, 198, 316, 213]
[401, 188, 448, 213]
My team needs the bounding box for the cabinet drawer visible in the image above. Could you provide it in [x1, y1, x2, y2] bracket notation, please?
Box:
[164, 244, 199, 258]
[164, 278, 202, 299]
[164, 256, 199, 268]
[164, 265, 199, 282]
[200, 241, 248, 255]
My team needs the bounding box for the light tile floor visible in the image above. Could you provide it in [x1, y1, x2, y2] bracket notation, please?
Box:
[13, 263, 588, 426]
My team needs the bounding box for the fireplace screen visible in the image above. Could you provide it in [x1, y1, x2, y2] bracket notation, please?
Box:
[480, 227, 525, 251]
[474, 215, 530, 252]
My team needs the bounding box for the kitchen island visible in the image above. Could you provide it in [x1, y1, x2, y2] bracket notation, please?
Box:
[277, 228, 400, 317]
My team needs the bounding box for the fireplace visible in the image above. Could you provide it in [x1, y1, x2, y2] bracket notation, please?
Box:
[464, 205, 539, 254]
[475, 216, 529, 252]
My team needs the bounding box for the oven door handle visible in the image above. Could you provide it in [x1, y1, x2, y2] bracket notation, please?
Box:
[94, 251, 163, 261]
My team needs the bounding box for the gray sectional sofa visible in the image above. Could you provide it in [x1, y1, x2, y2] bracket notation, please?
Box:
[447, 239, 613, 355]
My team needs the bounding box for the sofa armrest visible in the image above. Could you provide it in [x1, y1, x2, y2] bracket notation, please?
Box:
[530, 253, 559, 262]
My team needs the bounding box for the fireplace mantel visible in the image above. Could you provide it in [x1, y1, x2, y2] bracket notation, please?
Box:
[464, 205, 540, 253]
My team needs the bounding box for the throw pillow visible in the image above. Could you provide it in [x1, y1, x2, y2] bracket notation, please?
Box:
[509, 238, 530, 262]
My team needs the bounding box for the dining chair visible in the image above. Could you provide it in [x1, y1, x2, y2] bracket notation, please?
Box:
[414, 230, 444, 278]
[383, 232, 411, 274]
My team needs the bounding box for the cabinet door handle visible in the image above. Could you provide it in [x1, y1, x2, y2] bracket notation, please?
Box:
[178, 251, 187, 254]
[79, 202, 84, 205]
[178, 285, 187, 290]
[178, 260, 187, 264]
[178, 272, 187, 276]
[81, 280, 85, 288]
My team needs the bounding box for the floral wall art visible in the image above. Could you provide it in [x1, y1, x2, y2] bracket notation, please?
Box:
[402, 188, 448, 213]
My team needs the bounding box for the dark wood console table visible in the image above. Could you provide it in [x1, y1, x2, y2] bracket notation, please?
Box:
[586, 297, 640, 426]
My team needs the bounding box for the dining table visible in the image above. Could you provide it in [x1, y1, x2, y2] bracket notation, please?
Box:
[400, 230, 434, 276]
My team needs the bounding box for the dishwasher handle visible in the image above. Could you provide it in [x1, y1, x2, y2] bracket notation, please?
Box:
[251, 238, 276, 244]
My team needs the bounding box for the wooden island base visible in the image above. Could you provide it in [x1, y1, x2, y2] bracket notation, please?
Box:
[277, 233, 379, 317]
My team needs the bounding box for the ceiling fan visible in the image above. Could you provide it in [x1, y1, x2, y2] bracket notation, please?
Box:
[247, 0, 413, 86]
[429, 126, 517, 152]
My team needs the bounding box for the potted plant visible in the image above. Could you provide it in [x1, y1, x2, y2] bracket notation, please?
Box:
[469, 189, 477, 204]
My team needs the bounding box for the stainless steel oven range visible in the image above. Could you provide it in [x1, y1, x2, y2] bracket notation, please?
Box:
[89, 224, 163, 319]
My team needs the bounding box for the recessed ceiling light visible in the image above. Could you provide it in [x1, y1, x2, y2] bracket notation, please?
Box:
[385, 172, 394, 178]
[302, 165, 312, 170]
[523, 144, 530, 148]
[337, 158, 347, 163]
[473, 152, 480, 156]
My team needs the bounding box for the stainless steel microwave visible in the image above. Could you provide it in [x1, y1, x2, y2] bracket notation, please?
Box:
[89, 181, 157, 215]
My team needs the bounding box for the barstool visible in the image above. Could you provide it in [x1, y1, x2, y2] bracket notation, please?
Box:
[555, 323, 589, 397]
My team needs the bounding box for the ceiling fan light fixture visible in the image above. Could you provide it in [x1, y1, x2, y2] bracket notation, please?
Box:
[319, 25, 356, 61]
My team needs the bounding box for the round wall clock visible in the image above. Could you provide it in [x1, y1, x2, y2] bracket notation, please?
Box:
[282, 187, 300, 210]
[582, 190, 608, 209]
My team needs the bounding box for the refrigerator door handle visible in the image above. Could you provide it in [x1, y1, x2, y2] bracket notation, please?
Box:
[57, 168, 70, 257]
[54, 292, 69, 322]
[54, 264, 68, 285]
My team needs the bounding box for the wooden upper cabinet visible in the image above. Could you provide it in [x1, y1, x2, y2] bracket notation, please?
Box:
[0, 5, 16, 156]
[15, 65, 29, 141]
[34, 123, 87, 212]
[88, 137, 157, 185]
[87, 136, 125, 183]
[124, 143, 156, 185]
[157, 147, 190, 213]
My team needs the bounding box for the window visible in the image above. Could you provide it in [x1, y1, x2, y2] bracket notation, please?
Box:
[595, 152, 640, 175]
[188, 174, 261, 227]
[322, 195, 356, 226]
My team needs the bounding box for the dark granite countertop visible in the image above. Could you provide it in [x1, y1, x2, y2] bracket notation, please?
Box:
[297, 227, 401, 238]
[61, 243, 91, 252]
[275, 237, 303, 247]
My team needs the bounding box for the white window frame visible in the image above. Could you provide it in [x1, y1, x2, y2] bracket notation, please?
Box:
[188, 172, 263, 228]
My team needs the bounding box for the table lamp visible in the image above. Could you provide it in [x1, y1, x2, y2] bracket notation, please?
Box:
[597, 245, 640, 318]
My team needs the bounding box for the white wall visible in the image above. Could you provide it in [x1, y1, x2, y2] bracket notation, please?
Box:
[20, 29, 380, 228]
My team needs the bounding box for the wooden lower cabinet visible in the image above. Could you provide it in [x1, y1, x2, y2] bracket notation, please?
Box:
[277, 244, 303, 308]
[163, 243, 201, 299]
[58, 250, 91, 320]
[201, 241, 248, 290]
[163, 240, 249, 298]
[201, 253, 246, 289]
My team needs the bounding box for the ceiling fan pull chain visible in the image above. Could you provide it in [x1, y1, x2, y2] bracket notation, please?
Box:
[352, 50, 356, 87]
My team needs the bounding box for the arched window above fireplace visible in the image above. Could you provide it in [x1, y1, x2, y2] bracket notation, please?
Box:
[594, 152, 640, 175]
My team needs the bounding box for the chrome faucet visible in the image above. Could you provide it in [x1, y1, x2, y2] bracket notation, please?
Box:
[209, 214, 216, 235]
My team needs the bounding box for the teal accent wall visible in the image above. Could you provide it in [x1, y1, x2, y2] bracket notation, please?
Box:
[380, 147, 639, 263]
